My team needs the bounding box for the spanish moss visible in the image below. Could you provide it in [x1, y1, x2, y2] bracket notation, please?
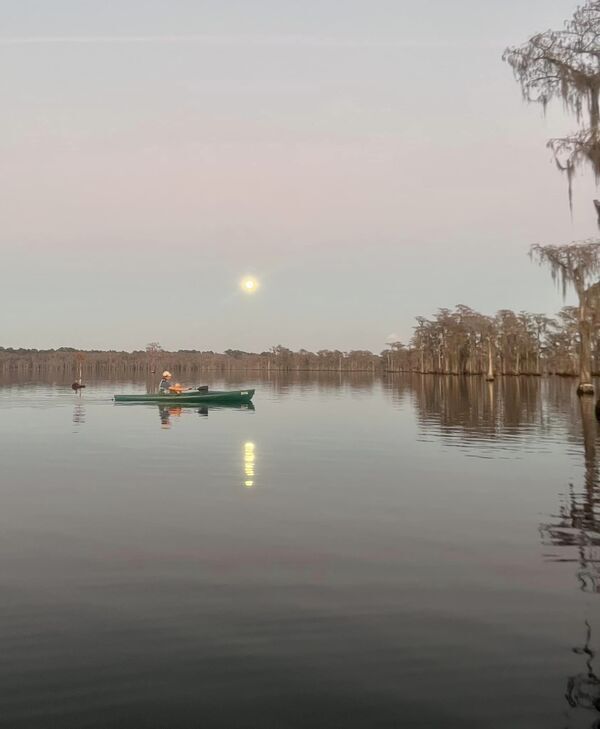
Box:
[504, 1, 600, 211]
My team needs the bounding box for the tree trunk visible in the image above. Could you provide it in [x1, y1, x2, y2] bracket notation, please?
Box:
[593, 199, 600, 231]
[579, 395, 598, 530]
[485, 337, 495, 382]
[577, 292, 594, 395]
[591, 86, 600, 132]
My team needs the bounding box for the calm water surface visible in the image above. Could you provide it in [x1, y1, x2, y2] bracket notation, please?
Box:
[1, 374, 599, 728]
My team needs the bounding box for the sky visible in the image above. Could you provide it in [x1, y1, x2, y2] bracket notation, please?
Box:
[1, 0, 598, 353]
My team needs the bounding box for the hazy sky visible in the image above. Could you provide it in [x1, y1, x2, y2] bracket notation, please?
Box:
[1, 0, 597, 352]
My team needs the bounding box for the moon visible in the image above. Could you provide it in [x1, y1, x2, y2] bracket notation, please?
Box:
[241, 277, 259, 294]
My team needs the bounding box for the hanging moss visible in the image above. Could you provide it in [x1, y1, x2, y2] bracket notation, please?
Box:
[530, 241, 600, 297]
[503, 1, 600, 210]
[530, 241, 600, 389]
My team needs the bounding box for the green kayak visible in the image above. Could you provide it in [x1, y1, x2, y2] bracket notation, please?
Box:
[114, 389, 255, 405]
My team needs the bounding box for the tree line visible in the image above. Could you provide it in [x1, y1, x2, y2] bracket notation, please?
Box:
[384, 304, 591, 378]
[0, 344, 381, 378]
[0, 297, 598, 379]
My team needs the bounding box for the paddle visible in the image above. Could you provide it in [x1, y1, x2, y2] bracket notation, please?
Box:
[168, 385, 209, 394]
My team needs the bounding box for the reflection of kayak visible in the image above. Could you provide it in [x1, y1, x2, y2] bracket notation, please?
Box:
[157, 402, 255, 423]
[157, 402, 255, 414]
[114, 389, 255, 404]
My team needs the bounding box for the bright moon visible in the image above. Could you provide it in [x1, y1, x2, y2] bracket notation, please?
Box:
[241, 277, 259, 294]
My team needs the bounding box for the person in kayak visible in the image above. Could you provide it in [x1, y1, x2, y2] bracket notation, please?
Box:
[159, 371, 173, 393]
[159, 371, 187, 395]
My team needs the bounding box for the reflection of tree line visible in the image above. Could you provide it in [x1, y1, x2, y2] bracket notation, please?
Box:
[406, 374, 600, 724]
[0, 368, 380, 393]
[539, 397, 600, 594]
[406, 375, 556, 446]
[540, 397, 600, 726]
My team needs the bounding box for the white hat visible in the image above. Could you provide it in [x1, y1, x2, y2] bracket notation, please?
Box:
[162, 371, 172, 378]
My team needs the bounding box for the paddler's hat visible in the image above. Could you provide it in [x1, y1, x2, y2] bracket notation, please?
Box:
[162, 371, 172, 378]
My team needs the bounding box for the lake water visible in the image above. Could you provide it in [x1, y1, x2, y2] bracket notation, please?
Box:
[1, 374, 599, 728]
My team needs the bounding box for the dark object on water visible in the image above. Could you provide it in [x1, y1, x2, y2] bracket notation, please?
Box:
[578, 383, 595, 396]
[197, 385, 209, 392]
[72, 382, 86, 391]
